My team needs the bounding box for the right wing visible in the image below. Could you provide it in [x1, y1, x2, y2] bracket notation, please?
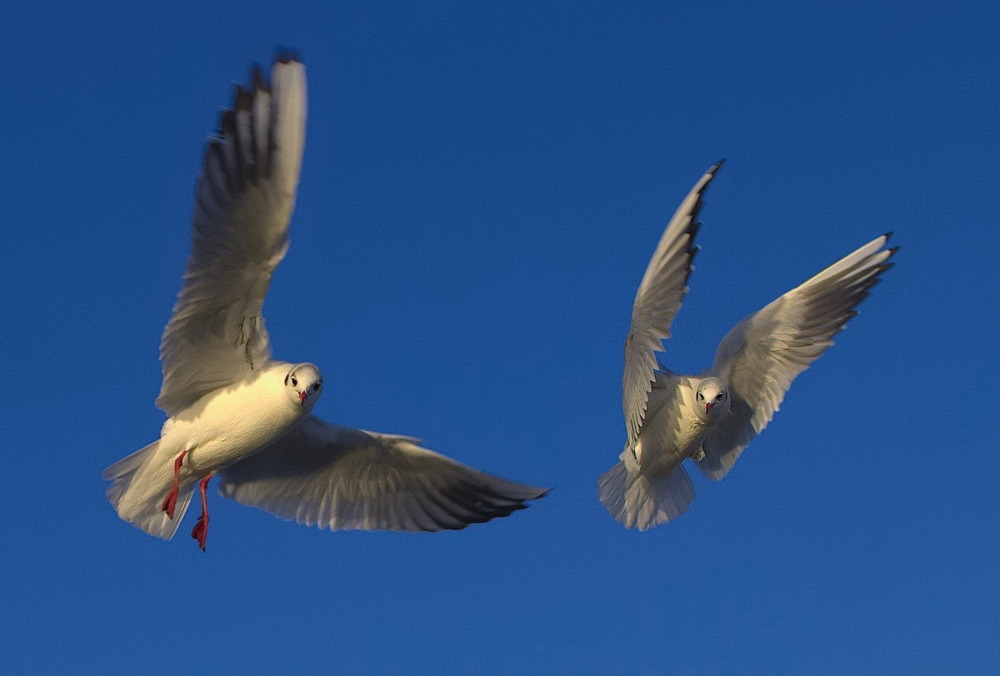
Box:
[156, 57, 307, 416]
[697, 234, 896, 480]
[622, 162, 722, 449]
[218, 416, 549, 532]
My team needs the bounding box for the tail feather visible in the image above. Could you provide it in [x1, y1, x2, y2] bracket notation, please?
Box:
[598, 461, 695, 530]
[104, 441, 194, 541]
[102, 441, 159, 481]
[125, 490, 195, 541]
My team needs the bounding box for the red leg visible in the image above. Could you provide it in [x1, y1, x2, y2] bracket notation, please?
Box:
[161, 450, 188, 518]
[191, 472, 214, 551]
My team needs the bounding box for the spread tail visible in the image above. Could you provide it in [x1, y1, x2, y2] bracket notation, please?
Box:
[103, 442, 194, 540]
[598, 459, 695, 530]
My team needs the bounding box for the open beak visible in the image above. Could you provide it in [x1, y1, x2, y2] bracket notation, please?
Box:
[299, 391, 308, 405]
[705, 402, 713, 413]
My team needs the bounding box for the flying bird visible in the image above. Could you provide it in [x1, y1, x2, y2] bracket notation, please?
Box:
[104, 56, 547, 550]
[599, 162, 896, 530]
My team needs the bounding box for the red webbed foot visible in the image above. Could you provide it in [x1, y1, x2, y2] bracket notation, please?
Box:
[161, 450, 188, 518]
[191, 473, 214, 551]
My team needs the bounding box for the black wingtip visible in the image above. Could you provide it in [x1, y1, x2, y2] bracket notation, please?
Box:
[250, 64, 265, 91]
[275, 47, 303, 65]
[233, 84, 253, 110]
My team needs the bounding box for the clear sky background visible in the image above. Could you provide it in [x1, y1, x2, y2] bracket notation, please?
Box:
[2, 2, 998, 674]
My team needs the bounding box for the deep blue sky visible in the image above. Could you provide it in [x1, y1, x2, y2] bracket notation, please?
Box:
[2, 2, 998, 674]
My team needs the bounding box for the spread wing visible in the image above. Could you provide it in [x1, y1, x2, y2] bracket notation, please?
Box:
[217, 416, 549, 532]
[623, 162, 722, 448]
[156, 57, 307, 416]
[697, 234, 897, 480]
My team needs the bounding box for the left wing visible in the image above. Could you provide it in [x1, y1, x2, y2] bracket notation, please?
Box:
[156, 57, 307, 416]
[218, 416, 548, 532]
[697, 234, 896, 480]
[622, 162, 722, 449]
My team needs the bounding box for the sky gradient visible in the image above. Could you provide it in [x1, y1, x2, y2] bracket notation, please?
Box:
[2, 2, 998, 674]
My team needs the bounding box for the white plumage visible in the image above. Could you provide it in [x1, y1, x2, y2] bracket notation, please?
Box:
[104, 57, 547, 550]
[599, 162, 896, 530]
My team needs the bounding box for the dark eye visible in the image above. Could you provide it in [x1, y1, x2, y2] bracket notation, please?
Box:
[314, 381, 322, 390]
[291, 376, 298, 387]
[716, 393, 724, 400]
[697, 392, 704, 400]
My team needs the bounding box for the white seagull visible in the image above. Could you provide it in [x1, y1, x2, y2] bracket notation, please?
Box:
[104, 56, 547, 550]
[598, 162, 896, 530]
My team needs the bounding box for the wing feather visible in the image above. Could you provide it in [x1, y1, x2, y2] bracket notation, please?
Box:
[623, 162, 722, 447]
[217, 416, 549, 532]
[156, 58, 307, 415]
[697, 234, 897, 479]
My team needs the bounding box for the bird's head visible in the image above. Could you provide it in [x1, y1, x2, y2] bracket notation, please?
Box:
[695, 378, 730, 422]
[284, 363, 324, 410]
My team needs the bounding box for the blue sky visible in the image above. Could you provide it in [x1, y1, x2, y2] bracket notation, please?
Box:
[2, 1, 998, 673]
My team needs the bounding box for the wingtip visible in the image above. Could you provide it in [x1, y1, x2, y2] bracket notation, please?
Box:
[689, 243, 701, 265]
[696, 160, 724, 190]
[275, 47, 303, 65]
[250, 65, 264, 91]
[215, 107, 238, 146]
[233, 84, 253, 110]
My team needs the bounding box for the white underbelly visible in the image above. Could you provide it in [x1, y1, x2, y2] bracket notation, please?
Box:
[634, 413, 711, 476]
[163, 375, 302, 475]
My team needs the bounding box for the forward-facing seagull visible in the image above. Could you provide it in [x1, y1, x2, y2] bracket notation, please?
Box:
[598, 162, 896, 530]
[104, 56, 547, 550]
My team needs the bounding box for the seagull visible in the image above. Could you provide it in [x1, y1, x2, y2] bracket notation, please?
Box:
[598, 162, 896, 530]
[104, 56, 547, 550]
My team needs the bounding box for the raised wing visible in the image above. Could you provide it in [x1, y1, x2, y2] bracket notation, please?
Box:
[218, 416, 549, 532]
[156, 57, 307, 416]
[623, 162, 722, 448]
[697, 234, 897, 480]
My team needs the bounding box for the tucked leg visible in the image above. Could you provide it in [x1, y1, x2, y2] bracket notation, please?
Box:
[191, 472, 214, 551]
[161, 450, 188, 518]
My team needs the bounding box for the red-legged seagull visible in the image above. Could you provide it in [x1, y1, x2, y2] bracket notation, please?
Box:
[104, 57, 547, 550]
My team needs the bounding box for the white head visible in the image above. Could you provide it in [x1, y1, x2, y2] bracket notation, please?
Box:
[284, 363, 324, 410]
[695, 377, 730, 422]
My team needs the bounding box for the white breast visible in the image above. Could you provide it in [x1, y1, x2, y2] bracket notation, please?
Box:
[163, 362, 307, 474]
[633, 376, 715, 475]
